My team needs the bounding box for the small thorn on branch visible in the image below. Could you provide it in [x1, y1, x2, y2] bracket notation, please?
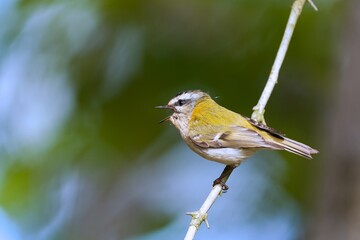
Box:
[204, 218, 210, 229]
[186, 211, 198, 218]
[308, 0, 318, 11]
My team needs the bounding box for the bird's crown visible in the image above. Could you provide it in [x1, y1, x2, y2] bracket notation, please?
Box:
[168, 90, 209, 108]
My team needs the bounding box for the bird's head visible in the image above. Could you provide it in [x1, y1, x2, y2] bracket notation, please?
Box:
[156, 90, 210, 133]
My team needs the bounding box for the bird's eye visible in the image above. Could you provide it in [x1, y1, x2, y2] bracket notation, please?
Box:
[176, 99, 186, 106]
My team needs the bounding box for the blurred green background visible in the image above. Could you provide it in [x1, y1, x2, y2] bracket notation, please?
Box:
[0, 0, 353, 239]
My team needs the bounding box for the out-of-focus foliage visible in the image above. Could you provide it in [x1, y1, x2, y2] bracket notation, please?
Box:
[0, 0, 342, 239]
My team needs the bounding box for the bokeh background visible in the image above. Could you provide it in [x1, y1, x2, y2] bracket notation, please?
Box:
[1, 0, 359, 239]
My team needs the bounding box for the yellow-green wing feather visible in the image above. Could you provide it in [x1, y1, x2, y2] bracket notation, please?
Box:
[188, 99, 274, 149]
[187, 97, 318, 159]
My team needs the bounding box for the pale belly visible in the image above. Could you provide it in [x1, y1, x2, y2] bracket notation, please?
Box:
[185, 139, 256, 166]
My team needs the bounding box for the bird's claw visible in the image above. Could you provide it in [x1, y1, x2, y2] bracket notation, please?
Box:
[213, 178, 229, 192]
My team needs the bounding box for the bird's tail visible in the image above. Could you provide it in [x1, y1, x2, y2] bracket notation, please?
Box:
[272, 137, 319, 159]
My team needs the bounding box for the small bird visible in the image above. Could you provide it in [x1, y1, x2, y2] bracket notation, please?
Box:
[157, 90, 318, 189]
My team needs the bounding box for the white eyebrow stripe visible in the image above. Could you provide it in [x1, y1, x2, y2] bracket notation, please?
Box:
[169, 92, 201, 105]
[179, 92, 198, 100]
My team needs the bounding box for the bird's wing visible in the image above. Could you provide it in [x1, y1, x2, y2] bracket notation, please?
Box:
[189, 125, 274, 149]
[244, 116, 285, 139]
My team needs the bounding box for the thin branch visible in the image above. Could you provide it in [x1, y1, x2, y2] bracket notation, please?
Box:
[184, 185, 222, 240]
[184, 173, 231, 240]
[183, 1, 317, 239]
[251, 0, 317, 123]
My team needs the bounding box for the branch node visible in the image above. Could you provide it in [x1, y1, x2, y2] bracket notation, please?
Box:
[186, 211, 209, 229]
[251, 109, 266, 124]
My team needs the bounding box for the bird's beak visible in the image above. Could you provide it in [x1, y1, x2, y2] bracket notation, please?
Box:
[155, 105, 177, 112]
[155, 105, 174, 124]
[155, 105, 172, 110]
[159, 116, 171, 124]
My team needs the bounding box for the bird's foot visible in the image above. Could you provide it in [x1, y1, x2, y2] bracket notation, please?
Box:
[213, 178, 229, 192]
